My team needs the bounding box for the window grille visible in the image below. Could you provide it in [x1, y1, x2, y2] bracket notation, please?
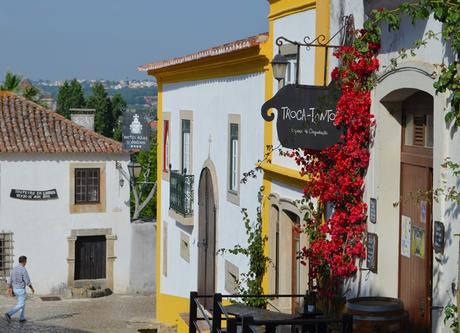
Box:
[75, 168, 100, 204]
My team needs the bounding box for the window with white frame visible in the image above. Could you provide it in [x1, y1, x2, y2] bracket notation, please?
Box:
[229, 123, 239, 192]
[181, 119, 191, 174]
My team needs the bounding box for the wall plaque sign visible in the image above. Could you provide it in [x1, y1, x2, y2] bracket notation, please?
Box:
[369, 198, 377, 224]
[10, 189, 58, 200]
[401, 215, 411, 258]
[434, 221, 445, 254]
[366, 233, 378, 273]
[261, 83, 342, 150]
[411, 226, 425, 259]
[122, 110, 151, 151]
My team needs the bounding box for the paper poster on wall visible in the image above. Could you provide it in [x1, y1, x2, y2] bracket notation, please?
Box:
[411, 226, 425, 259]
[401, 215, 411, 258]
[420, 200, 427, 224]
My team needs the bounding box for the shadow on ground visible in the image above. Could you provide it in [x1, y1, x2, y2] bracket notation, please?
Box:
[1, 319, 92, 333]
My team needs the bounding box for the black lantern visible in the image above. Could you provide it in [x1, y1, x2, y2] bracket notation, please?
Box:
[128, 161, 142, 180]
[271, 53, 288, 82]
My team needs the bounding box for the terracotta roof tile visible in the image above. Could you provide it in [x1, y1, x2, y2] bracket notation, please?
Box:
[138, 33, 268, 72]
[0, 92, 124, 154]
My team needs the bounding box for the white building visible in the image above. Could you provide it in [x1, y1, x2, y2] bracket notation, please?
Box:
[0, 92, 140, 296]
[140, 33, 268, 331]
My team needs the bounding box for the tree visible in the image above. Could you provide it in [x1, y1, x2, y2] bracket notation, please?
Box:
[87, 82, 113, 137]
[22, 86, 41, 103]
[131, 135, 157, 220]
[56, 79, 85, 118]
[111, 93, 126, 141]
[0, 72, 22, 92]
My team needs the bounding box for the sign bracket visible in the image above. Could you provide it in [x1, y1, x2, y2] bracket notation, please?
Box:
[275, 15, 355, 86]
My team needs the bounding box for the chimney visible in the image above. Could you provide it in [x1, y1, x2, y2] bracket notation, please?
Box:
[70, 108, 96, 131]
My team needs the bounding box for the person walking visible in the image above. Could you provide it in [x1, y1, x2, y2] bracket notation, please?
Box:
[4, 255, 35, 323]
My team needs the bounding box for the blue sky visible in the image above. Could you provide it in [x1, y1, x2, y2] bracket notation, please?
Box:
[0, 1, 268, 81]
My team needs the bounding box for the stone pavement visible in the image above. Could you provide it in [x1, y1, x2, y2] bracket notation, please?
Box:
[0, 293, 156, 333]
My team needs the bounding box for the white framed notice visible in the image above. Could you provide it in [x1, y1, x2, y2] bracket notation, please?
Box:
[401, 215, 411, 258]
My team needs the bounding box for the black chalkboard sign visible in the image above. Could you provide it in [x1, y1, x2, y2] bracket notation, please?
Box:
[367, 233, 378, 273]
[434, 221, 445, 254]
[10, 189, 58, 200]
[369, 198, 377, 224]
[261, 83, 342, 150]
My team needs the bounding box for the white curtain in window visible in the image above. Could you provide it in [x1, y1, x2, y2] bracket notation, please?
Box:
[183, 132, 190, 174]
[231, 138, 238, 191]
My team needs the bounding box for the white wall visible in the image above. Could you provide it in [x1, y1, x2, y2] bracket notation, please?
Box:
[160, 73, 265, 298]
[0, 153, 131, 294]
[271, 9, 317, 170]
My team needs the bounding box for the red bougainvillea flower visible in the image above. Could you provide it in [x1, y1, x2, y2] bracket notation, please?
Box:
[293, 29, 379, 298]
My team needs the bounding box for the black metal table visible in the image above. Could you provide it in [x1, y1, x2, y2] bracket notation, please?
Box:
[223, 304, 325, 333]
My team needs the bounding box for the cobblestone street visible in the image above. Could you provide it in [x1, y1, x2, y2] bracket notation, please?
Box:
[0, 294, 156, 333]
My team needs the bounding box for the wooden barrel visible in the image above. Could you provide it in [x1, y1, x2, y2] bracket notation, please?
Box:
[346, 297, 407, 333]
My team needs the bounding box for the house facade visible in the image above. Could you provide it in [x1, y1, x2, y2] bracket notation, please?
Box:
[142, 1, 459, 332]
[0, 92, 135, 296]
[140, 35, 269, 332]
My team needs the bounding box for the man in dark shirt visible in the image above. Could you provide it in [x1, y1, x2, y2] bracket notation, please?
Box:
[4, 256, 35, 323]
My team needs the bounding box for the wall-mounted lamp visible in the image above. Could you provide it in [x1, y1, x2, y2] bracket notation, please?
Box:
[271, 53, 289, 82]
[128, 161, 142, 182]
[116, 160, 141, 187]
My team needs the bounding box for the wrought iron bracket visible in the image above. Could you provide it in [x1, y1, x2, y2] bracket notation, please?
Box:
[275, 15, 355, 86]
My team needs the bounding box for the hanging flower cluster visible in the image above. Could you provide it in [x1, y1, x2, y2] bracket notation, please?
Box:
[293, 29, 381, 297]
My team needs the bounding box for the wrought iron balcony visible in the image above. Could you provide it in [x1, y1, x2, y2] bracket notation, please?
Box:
[170, 170, 194, 217]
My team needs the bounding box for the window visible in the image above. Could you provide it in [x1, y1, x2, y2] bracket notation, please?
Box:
[285, 55, 298, 85]
[229, 124, 239, 192]
[75, 168, 100, 204]
[163, 119, 170, 172]
[181, 119, 191, 174]
[0, 233, 13, 278]
[227, 114, 241, 205]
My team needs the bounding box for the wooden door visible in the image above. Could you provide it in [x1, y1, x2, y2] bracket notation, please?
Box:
[197, 168, 216, 309]
[399, 91, 433, 332]
[75, 236, 106, 280]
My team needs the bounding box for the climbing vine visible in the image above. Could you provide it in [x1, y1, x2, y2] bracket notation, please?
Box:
[218, 187, 270, 308]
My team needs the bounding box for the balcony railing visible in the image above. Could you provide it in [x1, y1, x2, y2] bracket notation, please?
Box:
[170, 170, 194, 217]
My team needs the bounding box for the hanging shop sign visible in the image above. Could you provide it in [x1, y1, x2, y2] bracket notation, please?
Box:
[366, 233, 378, 273]
[122, 110, 151, 151]
[10, 189, 58, 200]
[261, 83, 342, 150]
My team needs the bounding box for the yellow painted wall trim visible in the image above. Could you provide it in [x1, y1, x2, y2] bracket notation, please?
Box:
[148, 47, 268, 84]
[269, 0, 316, 20]
[260, 162, 308, 184]
[314, 0, 330, 85]
[156, 292, 190, 333]
[155, 81, 164, 316]
[261, 19, 275, 293]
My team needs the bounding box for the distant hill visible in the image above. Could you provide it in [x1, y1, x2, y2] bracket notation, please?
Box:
[32, 79, 157, 111]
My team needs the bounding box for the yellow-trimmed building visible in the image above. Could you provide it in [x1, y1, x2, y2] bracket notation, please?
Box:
[139, 1, 330, 331]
